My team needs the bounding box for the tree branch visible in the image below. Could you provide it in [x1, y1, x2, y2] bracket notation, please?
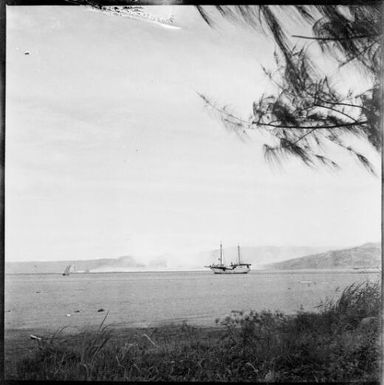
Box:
[199, 94, 250, 126]
[314, 104, 360, 123]
[339, 40, 379, 69]
[292, 34, 378, 41]
[291, 128, 318, 145]
[316, 99, 371, 113]
[257, 120, 368, 130]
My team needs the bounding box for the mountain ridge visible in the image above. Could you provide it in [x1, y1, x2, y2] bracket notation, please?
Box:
[267, 242, 381, 270]
[5, 243, 380, 274]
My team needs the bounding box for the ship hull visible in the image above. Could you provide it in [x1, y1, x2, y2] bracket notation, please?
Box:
[210, 266, 250, 274]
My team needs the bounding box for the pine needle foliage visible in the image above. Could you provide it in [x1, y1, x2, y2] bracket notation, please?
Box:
[64, 2, 381, 172]
[197, 5, 381, 173]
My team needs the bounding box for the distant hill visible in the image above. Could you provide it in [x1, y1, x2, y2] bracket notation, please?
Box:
[5, 255, 154, 274]
[199, 246, 330, 269]
[5, 245, 333, 274]
[267, 243, 381, 270]
[8, 243, 377, 274]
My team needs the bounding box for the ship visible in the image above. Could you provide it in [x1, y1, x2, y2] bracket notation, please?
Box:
[206, 243, 251, 274]
[62, 264, 75, 276]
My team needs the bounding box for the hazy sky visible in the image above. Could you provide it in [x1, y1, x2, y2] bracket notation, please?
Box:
[6, 6, 381, 263]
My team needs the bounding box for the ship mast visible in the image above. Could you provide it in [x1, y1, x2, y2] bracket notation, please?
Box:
[220, 242, 223, 265]
[237, 244, 241, 264]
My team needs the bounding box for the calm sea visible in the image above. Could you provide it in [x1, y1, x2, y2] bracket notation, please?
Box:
[5, 270, 379, 332]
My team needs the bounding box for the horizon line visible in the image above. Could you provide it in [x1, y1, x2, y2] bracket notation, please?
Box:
[5, 240, 381, 264]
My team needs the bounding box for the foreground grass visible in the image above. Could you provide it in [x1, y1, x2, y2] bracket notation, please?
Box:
[11, 281, 381, 382]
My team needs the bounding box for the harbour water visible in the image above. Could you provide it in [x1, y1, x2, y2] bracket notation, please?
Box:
[5, 270, 379, 332]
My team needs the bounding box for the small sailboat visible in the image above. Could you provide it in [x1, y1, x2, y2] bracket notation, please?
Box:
[206, 243, 251, 274]
[62, 264, 75, 276]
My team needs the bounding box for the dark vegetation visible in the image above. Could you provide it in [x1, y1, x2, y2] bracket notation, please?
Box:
[197, 5, 381, 173]
[9, 281, 381, 382]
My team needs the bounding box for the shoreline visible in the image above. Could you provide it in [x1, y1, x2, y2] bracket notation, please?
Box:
[5, 268, 381, 275]
[5, 282, 380, 382]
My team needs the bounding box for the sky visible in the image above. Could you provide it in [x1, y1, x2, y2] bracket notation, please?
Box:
[5, 5, 381, 263]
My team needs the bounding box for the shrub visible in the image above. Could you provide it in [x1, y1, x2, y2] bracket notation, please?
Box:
[12, 281, 381, 382]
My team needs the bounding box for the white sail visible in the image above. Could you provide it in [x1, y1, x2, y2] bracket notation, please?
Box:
[62, 264, 75, 276]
